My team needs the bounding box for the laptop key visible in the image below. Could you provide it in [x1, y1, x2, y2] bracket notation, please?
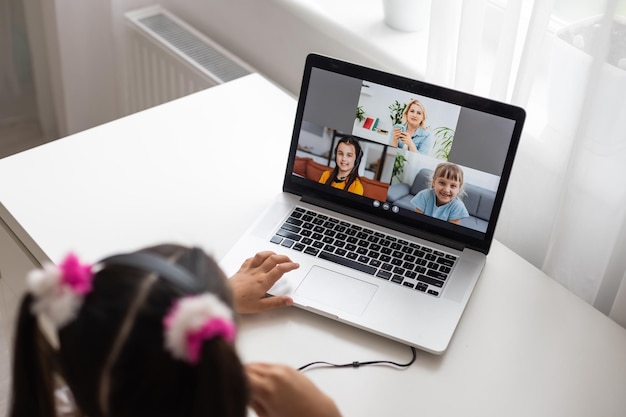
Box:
[426, 269, 448, 281]
[376, 270, 392, 280]
[304, 247, 319, 256]
[379, 239, 392, 247]
[437, 257, 454, 267]
[417, 274, 444, 287]
[286, 217, 303, 226]
[391, 275, 404, 284]
[393, 266, 405, 275]
[276, 229, 301, 241]
[281, 222, 301, 232]
[319, 251, 376, 275]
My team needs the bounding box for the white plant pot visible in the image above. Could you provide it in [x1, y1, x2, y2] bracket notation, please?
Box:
[547, 16, 626, 135]
[382, 0, 429, 32]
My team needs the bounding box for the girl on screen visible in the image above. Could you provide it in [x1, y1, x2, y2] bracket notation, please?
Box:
[319, 136, 364, 195]
[411, 162, 469, 224]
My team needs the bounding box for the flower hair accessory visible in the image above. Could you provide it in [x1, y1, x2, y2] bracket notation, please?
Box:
[163, 293, 236, 364]
[27, 252, 94, 328]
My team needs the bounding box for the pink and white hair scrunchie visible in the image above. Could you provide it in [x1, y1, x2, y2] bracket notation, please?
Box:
[27, 252, 94, 328]
[163, 294, 236, 364]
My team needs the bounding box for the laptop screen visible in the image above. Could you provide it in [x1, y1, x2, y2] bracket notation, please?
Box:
[284, 54, 525, 254]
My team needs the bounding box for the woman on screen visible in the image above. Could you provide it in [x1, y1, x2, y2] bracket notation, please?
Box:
[389, 99, 432, 155]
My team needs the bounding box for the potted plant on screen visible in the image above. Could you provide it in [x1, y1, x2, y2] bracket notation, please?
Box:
[433, 126, 455, 160]
[388, 100, 406, 126]
[392, 153, 407, 184]
[356, 106, 366, 123]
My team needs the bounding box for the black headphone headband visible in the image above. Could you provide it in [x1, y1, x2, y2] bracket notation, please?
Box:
[99, 252, 203, 294]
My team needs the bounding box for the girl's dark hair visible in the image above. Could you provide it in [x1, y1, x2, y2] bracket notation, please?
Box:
[325, 136, 363, 191]
[9, 244, 248, 417]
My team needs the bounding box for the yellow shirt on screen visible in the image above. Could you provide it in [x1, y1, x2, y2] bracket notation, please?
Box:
[319, 171, 364, 195]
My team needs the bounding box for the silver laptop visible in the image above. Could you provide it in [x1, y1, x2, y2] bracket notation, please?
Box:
[220, 53, 525, 354]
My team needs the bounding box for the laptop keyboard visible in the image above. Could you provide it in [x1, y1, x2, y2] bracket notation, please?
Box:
[269, 207, 458, 297]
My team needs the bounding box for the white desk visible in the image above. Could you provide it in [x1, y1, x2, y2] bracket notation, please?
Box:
[1, 75, 625, 417]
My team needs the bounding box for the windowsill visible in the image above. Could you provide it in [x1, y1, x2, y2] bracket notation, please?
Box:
[273, 0, 430, 80]
[271, 0, 594, 87]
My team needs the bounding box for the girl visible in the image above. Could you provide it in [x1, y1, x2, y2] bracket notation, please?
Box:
[389, 99, 432, 155]
[9, 244, 341, 417]
[411, 162, 469, 224]
[318, 136, 364, 195]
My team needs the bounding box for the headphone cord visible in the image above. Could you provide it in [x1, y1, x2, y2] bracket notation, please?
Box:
[298, 346, 417, 372]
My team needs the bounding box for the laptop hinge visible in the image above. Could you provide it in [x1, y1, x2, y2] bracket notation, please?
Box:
[301, 194, 465, 252]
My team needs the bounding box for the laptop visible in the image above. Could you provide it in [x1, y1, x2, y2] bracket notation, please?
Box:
[220, 53, 525, 354]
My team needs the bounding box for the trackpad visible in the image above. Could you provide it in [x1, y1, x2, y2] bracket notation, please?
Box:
[295, 266, 378, 316]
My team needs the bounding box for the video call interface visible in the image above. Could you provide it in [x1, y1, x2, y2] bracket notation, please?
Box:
[291, 67, 517, 237]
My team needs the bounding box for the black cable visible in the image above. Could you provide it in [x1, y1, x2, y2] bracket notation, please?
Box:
[298, 346, 417, 372]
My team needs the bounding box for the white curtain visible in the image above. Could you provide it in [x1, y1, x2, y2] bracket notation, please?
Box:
[0, 0, 20, 106]
[425, 0, 626, 327]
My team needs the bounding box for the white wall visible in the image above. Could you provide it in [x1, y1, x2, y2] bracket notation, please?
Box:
[31, 0, 122, 136]
[157, 0, 405, 96]
[32, 0, 409, 138]
[21, 0, 59, 140]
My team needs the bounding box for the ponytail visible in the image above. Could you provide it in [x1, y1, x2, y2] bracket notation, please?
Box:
[9, 294, 59, 417]
[10, 245, 248, 417]
[193, 341, 248, 417]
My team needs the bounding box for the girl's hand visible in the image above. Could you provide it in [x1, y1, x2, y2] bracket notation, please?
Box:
[229, 251, 299, 314]
[246, 363, 342, 417]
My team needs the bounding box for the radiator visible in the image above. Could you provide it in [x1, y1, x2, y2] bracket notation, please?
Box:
[124, 5, 254, 114]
